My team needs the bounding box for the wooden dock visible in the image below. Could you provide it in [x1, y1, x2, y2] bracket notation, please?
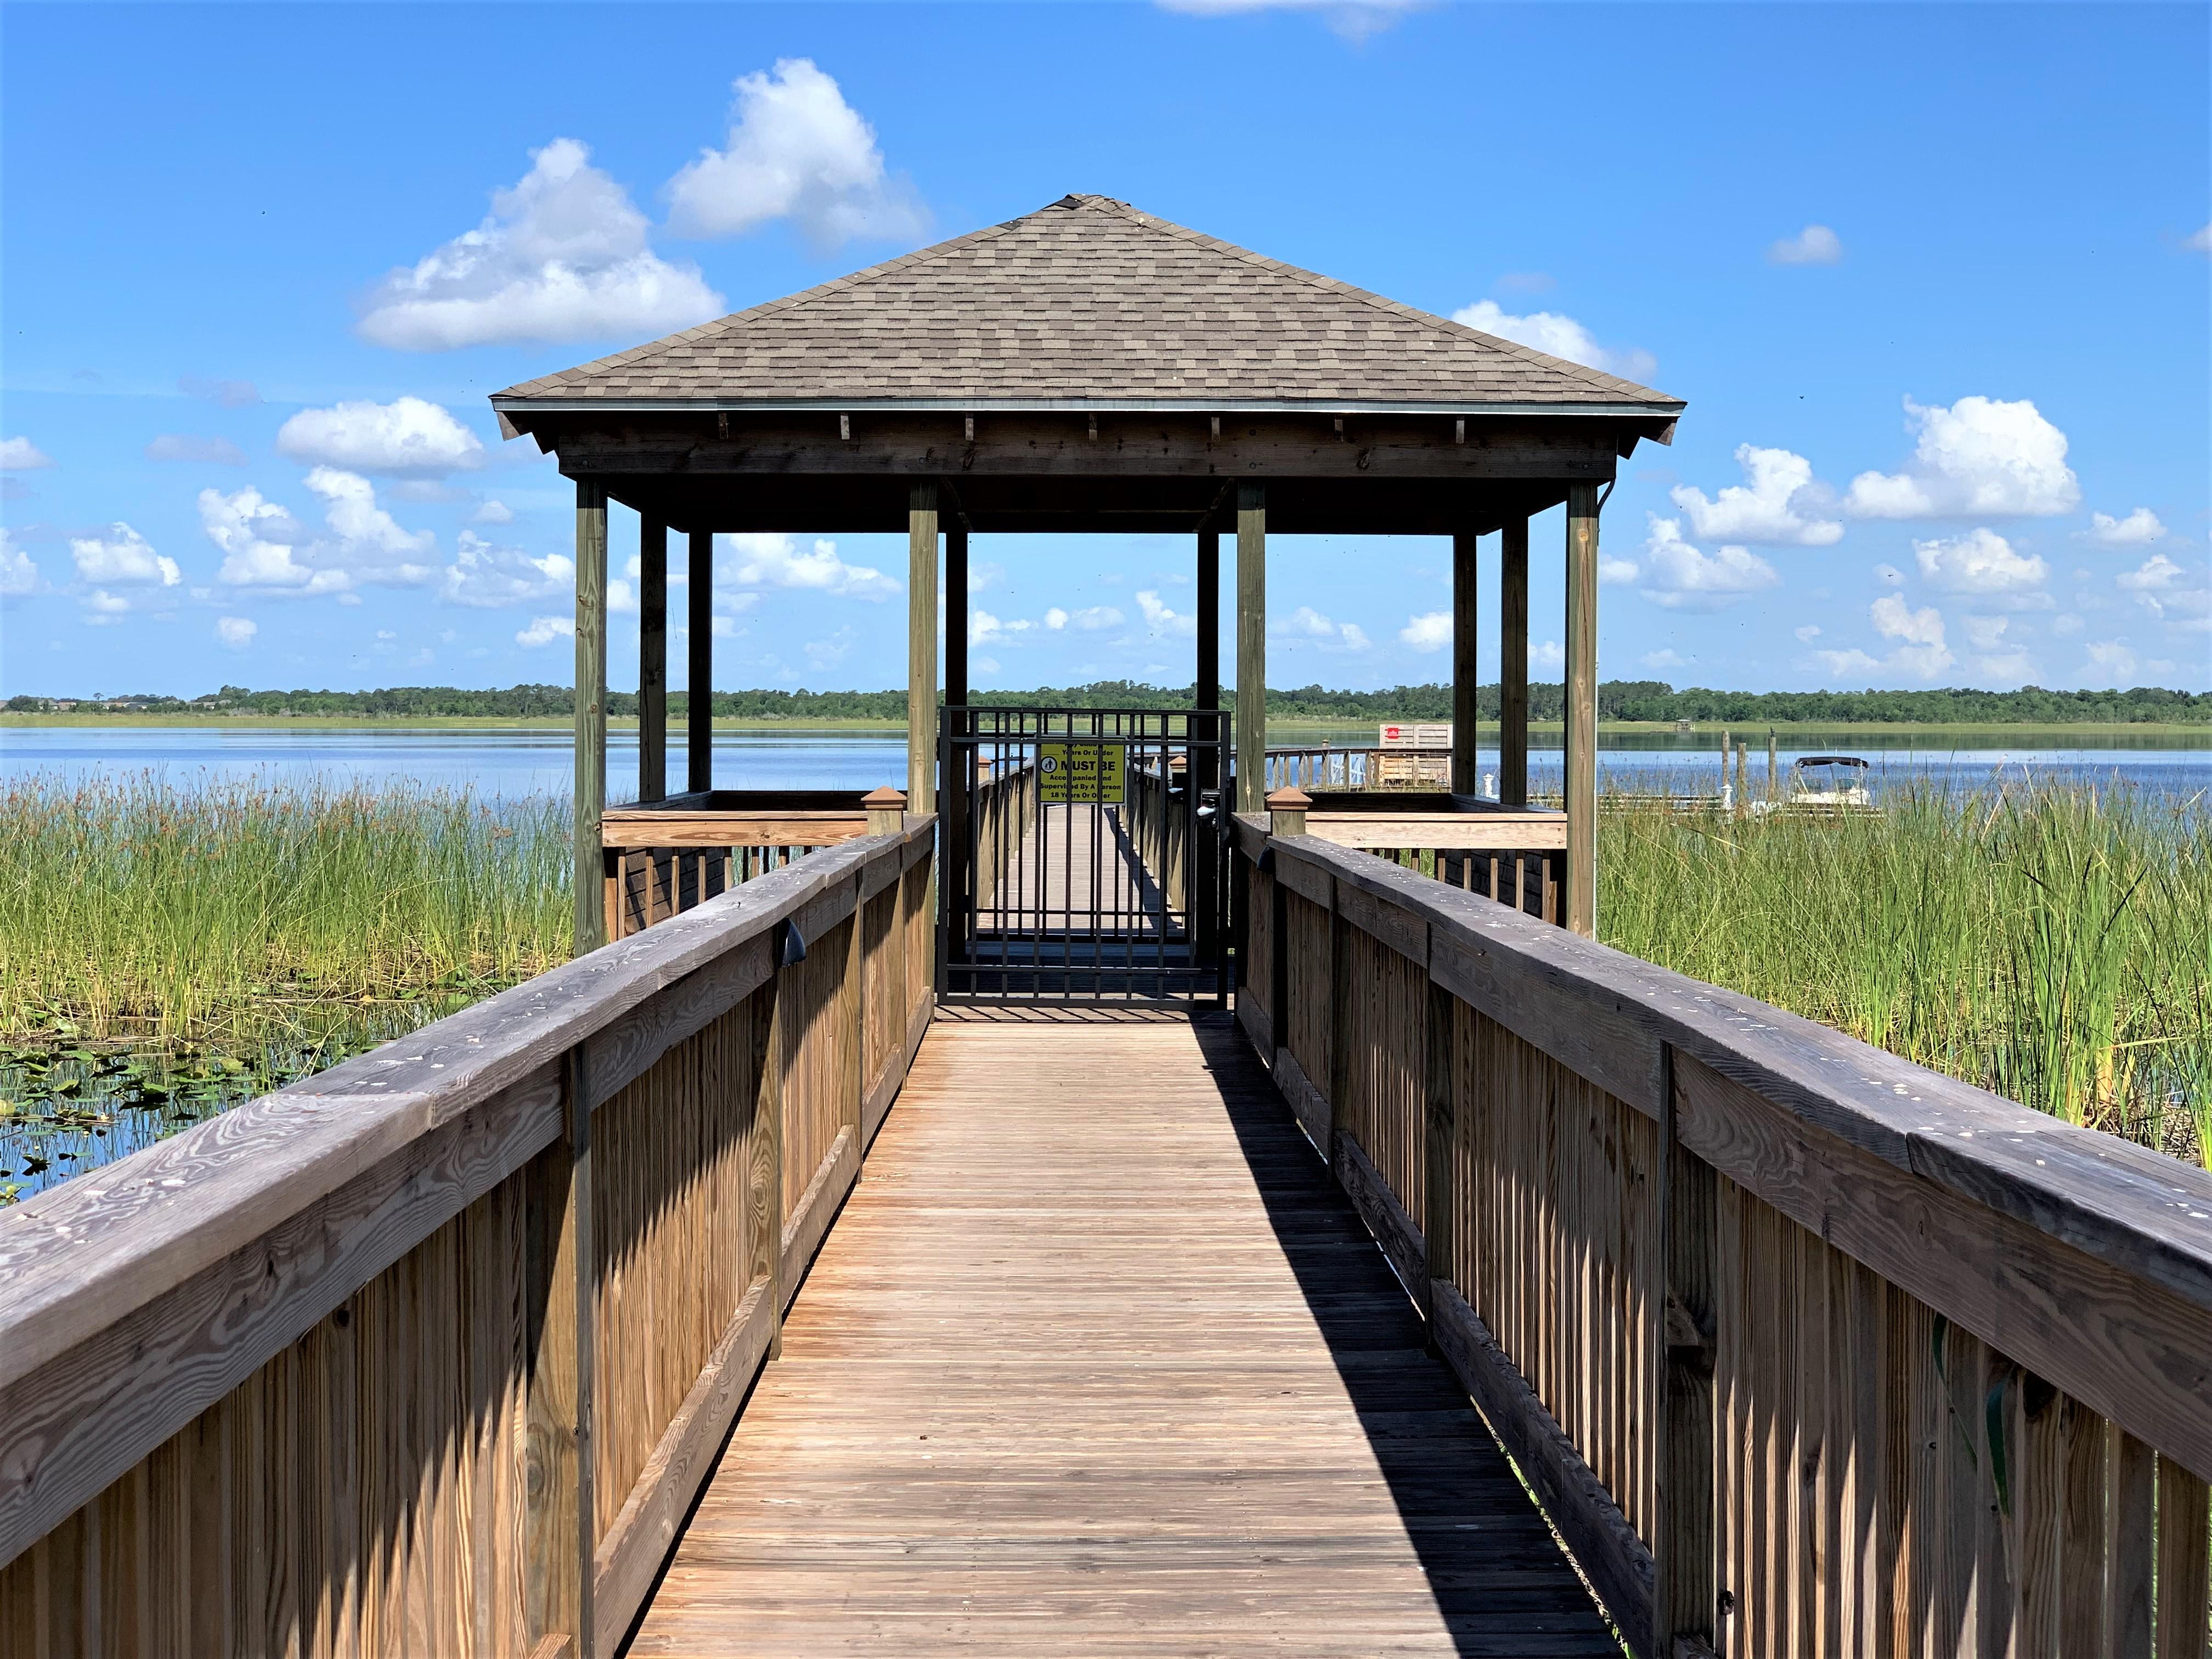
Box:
[625, 1014, 1613, 1656]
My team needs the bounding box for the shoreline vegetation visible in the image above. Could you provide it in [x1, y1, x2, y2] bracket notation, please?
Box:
[7, 678, 2209, 727]
[2, 771, 2207, 1204]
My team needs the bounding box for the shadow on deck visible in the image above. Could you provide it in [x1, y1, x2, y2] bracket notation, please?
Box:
[622, 1013, 1612, 1657]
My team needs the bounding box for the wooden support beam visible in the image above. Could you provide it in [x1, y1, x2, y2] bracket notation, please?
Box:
[1656, 1044, 1718, 1656]
[639, 515, 668, 804]
[907, 484, 940, 816]
[944, 526, 969, 715]
[1195, 526, 1222, 974]
[1564, 486, 1599, 936]
[526, 1045, 596, 1657]
[1451, 529, 1480, 797]
[1423, 972, 1457, 1337]
[687, 528, 713, 793]
[573, 480, 610, 954]
[1235, 484, 1266, 812]
[1499, 516, 1529, 808]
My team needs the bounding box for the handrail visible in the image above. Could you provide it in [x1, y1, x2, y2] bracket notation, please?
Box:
[0, 816, 939, 1657]
[1231, 810, 2212, 1657]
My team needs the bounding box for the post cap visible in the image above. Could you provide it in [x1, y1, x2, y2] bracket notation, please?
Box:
[1265, 787, 1313, 811]
[861, 786, 908, 809]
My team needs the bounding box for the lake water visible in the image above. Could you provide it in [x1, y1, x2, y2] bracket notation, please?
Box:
[4, 724, 2209, 801]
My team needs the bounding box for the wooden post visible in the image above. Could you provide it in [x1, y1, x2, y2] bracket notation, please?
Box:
[864, 786, 907, 836]
[1421, 972, 1455, 1333]
[639, 515, 667, 804]
[1734, 743, 1749, 817]
[1195, 525, 1222, 978]
[526, 1044, 596, 1657]
[1452, 529, 1479, 797]
[1564, 485, 1599, 936]
[907, 484, 940, 816]
[1236, 484, 1267, 812]
[942, 522, 969, 975]
[687, 528, 713, 793]
[1499, 516, 1530, 808]
[1766, 730, 1778, 803]
[756, 959, 786, 1362]
[944, 525, 969, 718]
[1264, 785, 1310, 838]
[573, 479, 609, 955]
[1656, 1043, 1717, 1656]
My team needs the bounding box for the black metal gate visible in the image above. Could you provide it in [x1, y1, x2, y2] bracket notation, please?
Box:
[938, 706, 1229, 1003]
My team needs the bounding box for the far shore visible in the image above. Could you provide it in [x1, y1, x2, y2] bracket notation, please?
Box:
[4, 713, 2209, 741]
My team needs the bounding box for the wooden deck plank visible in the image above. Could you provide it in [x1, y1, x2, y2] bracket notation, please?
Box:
[622, 1015, 1612, 1656]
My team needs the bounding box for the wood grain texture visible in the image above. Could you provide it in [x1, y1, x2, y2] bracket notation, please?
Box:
[1308, 812, 1569, 852]
[625, 1016, 1612, 1657]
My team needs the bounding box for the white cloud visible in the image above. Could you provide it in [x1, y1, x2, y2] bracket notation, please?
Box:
[1874, 563, 1905, 586]
[1273, 606, 1370, 650]
[216, 616, 257, 650]
[1642, 648, 1686, 669]
[358, 138, 725, 351]
[2079, 640, 2140, 686]
[2116, 552, 2211, 631]
[1599, 556, 1639, 584]
[804, 628, 857, 670]
[1400, 611, 1451, 652]
[1813, 648, 1884, 679]
[665, 60, 925, 250]
[1911, 527, 2049, 598]
[1958, 616, 2038, 681]
[1451, 300, 1657, 383]
[441, 529, 573, 608]
[1637, 516, 1780, 611]
[1532, 640, 1565, 672]
[1843, 396, 2079, 520]
[517, 614, 575, 648]
[0, 529, 42, 597]
[719, 532, 896, 600]
[1767, 225, 1843, 266]
[2187, 223, 2212, 255]
[0, 437, 52, 470]
[1066, 605, 1122, 630]
[1793, 623, 1822, 643]
[969, 608, 1032, 645]
[2084, 508, 2168, 548]
[71, 523, 180, 587]
[201, 470, 435, 596]
[2118, 552, 2187, 594]
[1961, 614, 2010, 652]
[1669, 445, 1842, 546]
[1870, 593, 1954, 679]
[276, 397, 485, 477]
[471, 499, 515, 525]
[1153, 0, 1421, 40]
[146, 434, 247, 465]
[1135, 589, 1196, 637]
[1042, 606, 1068, 631]
[81, 590, 134, 624]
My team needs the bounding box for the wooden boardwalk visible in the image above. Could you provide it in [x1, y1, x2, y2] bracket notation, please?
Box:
[978, 803, 1173, 936]
[623, 1014, 1612, 1656]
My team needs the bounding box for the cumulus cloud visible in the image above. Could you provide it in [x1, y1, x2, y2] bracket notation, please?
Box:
[1642, 648, 1686, 669]
[719, 532, 897, 599]
[2079, 640, 2140, 686]
[517, 615, 575, 648]
[358, 139, 725, 351]
[2187, 223, 2212, 255]
[1793, 623, 1822, 643]
[1911, 527, 2049, 600]
[1636, 516, 1780, 611]
[201, 469, 435, 596]
[216, 616, 257, 650]
[1669, 445, 1842, 546]
[2117, 552, 2211, 631]
[1047, 604, 1122, 630]
[1599, 556, 1639, 584]
[1869, 593, 1954, 678]
[1400, 611, 1451, 652]
[1273, 605, 1369, 649]
[277, 397, 486, 477]
[1767, 225, 1842, 266]
[146, 434, 248, 465]
[1136, 589, 1196, 637]
[969, 609, 1032, 645]
[1451, 300, 1657, 384]
[471, 499, 516, 524]
[665, 60, 926, 249]
[440, 529, 574, 608]
[71, 523, 180, 587]
[2118, 552, 2187, 594]
[1531, 640, 1565, 671]
[1843, 396, 2079, 520]
[1, 529, 43, 598]
[0, 437, 53, 470]
[2084, 508, 2168, 548]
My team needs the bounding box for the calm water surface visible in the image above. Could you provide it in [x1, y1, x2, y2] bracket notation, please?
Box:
[6, 724, 2204, 799]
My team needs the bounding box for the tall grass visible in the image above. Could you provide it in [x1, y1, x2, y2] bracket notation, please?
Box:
[1600, 782, 2212, 1159]
[0, 774, 572, 1045]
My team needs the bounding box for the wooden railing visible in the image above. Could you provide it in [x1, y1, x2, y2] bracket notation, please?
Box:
[1232, 811, 2212, 1658]
[1265, 744, 1451, 792]
[968, 761, 1036, 913]
[1126, 760, 1192, 911]
[0, 816, 938, 1658]
[600, 788, 903, 942]
[1267, 788, 1570, 927]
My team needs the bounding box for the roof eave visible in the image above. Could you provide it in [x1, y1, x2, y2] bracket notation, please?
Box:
[489, 394, 1686, 420]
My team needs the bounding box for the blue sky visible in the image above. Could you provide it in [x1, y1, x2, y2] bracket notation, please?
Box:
[3, 1, 2206, 698]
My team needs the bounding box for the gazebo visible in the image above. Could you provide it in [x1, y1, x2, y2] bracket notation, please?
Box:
[490, 194, 1684, 955]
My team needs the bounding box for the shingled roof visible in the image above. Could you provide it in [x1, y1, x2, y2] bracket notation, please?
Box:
[492, 195, 1680, 416]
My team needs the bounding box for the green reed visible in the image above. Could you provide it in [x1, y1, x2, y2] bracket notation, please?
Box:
[1599, 782, 2212, 1160]
[0, 774, 572, 1046]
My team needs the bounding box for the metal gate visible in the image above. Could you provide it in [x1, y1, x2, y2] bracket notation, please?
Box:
[938, 706, 1229, 1003]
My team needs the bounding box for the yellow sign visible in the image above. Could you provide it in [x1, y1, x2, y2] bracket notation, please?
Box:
[1037, 741, 1126, 804]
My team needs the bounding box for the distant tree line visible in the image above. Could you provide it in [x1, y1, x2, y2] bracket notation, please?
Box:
[8, 681, 2208, 724]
